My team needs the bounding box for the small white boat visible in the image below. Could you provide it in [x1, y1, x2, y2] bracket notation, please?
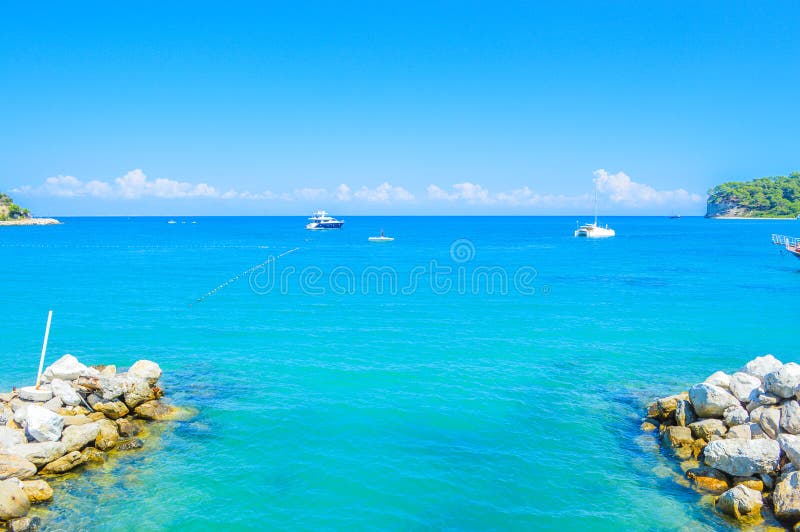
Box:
[575, 184, 615, 238]
[368, 230, 394, 242]
[167, 220, 177, 224]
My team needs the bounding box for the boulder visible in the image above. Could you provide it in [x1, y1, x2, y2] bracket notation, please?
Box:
[116, 418, 141, 437]
[640, 419, 658, 432]
[0, 478, 31, 520]
[122, 376, 155, 409]
[62, 415, 91, 426]
[715, 484, 763, 519]
[729, 372, 762, 404]
[81, 447, 106, 464]
[727, 425, 752, 440]
[779, 434, 800, 468]
[774, 471, 800, 522]
[0, 428, 26, 450]
[688, 383, 740, 418]
[6, 442, 67, 467]
[0, 455, 37, 480]
[704, 438, 781, 476]
[9, 516, 41, 532]
[40, 450, 86, 475]
[705, 371, 732, 389]
[21, 480, 52, 503]
[724, 405, 749, 427]
[42, 354, 88, 382]
[87, 412, 106, 422]
[95, 419, 119, 451]
[675, 400, 696, 427]
[60, 423, 100, 452]
[95, 364, 116, 377]
[128, 360, 162, 385]
[42, 397, 63, 413]
[117, 438, 144, 451]
[646, 393, 686, 420]
[689, 419, 728, 440]
[748, 423, 768, 440]
[743, 354, 783, 381]
[765, 363, 800, 399]
[49, 379, 81, 406]
[686, 466, 730, 494]
[87, 395, 129, 420]
[23, 406, 64, 443]
[784, 401, 800, 435]
[733, 476, 764, 492]
[97, 376, 126, 401]
[133, 400, 196, 421]
[760, 407, 782, 439]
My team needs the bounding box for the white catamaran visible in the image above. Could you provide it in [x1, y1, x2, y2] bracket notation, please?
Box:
[575, 185, 615, 238]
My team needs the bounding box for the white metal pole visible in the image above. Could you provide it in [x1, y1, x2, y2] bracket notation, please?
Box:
[35, 310, 53, 389]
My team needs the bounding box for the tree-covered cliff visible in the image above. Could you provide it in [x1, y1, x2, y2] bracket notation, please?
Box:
[0, 192, 31, 220]
[706, 173, 800, 218]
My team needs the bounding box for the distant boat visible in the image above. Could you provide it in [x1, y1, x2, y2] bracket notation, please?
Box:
[167, 220, 177, 224]
[669, 214, 681, 219]
[306, 210, 344, 230]
[772, 234, 800, 260]
[575, 184, 615, 238]
[368, 230, 394, 243]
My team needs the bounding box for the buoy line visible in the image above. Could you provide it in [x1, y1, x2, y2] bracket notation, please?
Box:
[192, 247, 299, 305]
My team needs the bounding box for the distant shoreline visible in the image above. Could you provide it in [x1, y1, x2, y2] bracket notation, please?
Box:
[0, 217, 61, 226]
[708, 216, 799, 220]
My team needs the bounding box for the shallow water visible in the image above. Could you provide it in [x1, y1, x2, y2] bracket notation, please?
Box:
[1, 216, 798, 530]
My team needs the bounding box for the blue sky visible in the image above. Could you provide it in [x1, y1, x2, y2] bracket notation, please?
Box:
[1, 1, 798, 215]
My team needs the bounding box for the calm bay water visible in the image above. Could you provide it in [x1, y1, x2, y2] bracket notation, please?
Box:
[1, 216, 799, 530]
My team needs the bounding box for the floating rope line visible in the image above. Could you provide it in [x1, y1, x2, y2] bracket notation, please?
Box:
[192, 247, 300, 305]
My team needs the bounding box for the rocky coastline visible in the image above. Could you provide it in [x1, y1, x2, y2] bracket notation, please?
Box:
[0, 354, 193, 531]
[0, 219, 60, 227]
[645, 355, 800, 529]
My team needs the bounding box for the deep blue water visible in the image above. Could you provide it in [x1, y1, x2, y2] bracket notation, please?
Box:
[1, 216, 799, 530]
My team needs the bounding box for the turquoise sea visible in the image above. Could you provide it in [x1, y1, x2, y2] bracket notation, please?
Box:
[1, 216, 799, 531]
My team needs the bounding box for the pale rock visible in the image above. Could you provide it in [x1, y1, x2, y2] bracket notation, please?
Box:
[42, 397, 63, 413]
[0, 428, 26, 450]
[729, 372, 762, 404]
[21, 479, 52, 503]
[783, 401, 800, 435]
[0, 478, 31, 520]
[10, 516, 42, 532]
[689, 383, 740, 418]
[87, 395, 129, 420]
[774, 471, 800, 522]
[134, 400, 196, 421]
[723, 405, 749, 427]
[765, 362, 800, 399]
[49, 379, 81, 406]
[128, 360, 162, 385]
[42, 354, 87, 382]
[759, 407, 782, 439]
[94, 419, 119, 451]
[743, 354, 783, 381]
[705, 371, 732, 389]
[727, 425, 752, 440]
[23, 405, 63, 443]
[686, 466, 730, 494]
[122, 376, 155, 409]
[703, 438, 781, 476]
[689, 419, 728, 440]
[779, 434, 800, 468]
[0, 454, 37, 480]
[748, 423, 768, 440]
[675, 400, 696, 427]
[80, 366, 101, 379]
[60, 423, 99, 452]
[6, 442, 67, 466]
[98, 376, 125, 401]
[62, 415, 91, 426]
[715, 484, 763, 519]
[40, 450, 86, 474]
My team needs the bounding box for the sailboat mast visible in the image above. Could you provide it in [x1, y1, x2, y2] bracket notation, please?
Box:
[593, 184, 598, 226]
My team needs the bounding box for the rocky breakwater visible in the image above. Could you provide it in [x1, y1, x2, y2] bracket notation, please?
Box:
[0, 354, 194, 531]
[644, 354, 800, 529]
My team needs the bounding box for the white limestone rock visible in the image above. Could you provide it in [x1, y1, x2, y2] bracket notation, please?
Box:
[742, 354, 783, 381]
[49, 379, 81, 407]
[715, 484, 763, 520]
[42, 354, 88, 382]
[765, 362, 800, 399]
[705, 371, 732, 389]
[729, 372, 762, 404]
[704, 438, 781, 476]
[689, 383, 740, 418]
[60, 423, 100, 453]
[6, 442, 67, 466]
[774, 471, 800, 522]
[778, 434, 800, 468]
[723, 405, 749, 427]
[23, 405, 64, 443]
[782, 400, 800, 435]
[127, 360, 162, 385]
[0, 429, 26, 451]
[759, 407, 782, 439]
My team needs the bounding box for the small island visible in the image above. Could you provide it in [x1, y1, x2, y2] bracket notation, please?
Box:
[706, 173, 800, 218]
[0, 192, 59, 226]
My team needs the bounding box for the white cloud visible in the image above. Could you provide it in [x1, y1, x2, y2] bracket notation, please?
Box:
[353, 182, 415, 202]
[426, 182, 493, 204]
[335, 184, 352, 201]
[593, 169, 702, 206]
